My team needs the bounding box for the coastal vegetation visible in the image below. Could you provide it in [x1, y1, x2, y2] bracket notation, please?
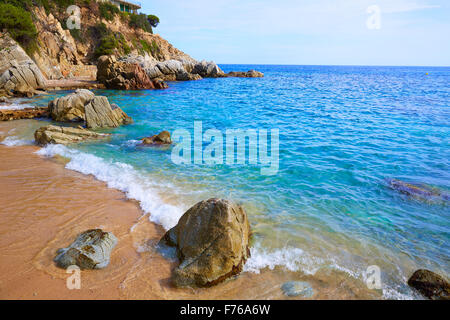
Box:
[0, 3, 37, 54]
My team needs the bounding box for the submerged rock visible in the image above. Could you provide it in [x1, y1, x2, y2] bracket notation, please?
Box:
[281, 281, 315, 298]
[159, 198, 251, 287]
[48, 89, 132, 129]
[388, 179, 449, 204]
[141, 130, 172, 145]
[227, 70, 264, 78]
[407, 269, 450, 300]
[34, 125, 109, 146]
[54, 229, 117, 270]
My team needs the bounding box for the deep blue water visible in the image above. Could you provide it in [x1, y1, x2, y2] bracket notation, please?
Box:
[29, 65, 450, 298]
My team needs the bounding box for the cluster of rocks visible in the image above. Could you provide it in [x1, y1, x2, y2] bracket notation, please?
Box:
[97, 55, 168, 90]
[97, 54, 264, 90]
[32, 89, 132, 146]
[48, 89, 133, 129]
[56, 198, 252, 289]
[0, 33, 47, 97]
[226, 70, 264, 78]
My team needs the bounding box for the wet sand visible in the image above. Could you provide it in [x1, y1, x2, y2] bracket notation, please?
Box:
[0, 122, 380, 300]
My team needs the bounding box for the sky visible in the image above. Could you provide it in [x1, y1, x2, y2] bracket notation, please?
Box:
[140, 0, 450, 66]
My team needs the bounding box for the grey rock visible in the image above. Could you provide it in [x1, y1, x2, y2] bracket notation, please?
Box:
[192, 60, 226, 78]
[54, 229, 118, 270]
[281, 281, 315, 298]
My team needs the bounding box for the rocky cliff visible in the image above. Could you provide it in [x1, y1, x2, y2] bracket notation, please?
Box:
[29, 3, 197, 81]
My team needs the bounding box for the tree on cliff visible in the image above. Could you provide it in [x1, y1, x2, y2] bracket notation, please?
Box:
[147, 15, 160, 28]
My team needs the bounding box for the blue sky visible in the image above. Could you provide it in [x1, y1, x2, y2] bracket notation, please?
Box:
[141, 0, 450, 66]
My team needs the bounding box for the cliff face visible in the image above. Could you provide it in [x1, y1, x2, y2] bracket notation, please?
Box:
[29, 4, 196, 81]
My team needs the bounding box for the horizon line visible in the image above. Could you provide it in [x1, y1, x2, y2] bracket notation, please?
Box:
[216, 63, 450, 68]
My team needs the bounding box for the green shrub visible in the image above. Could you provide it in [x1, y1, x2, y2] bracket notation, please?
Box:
[94, 34, 117, 57]
[0, 3, 38, 54]
[99, 2, 119, 21]
[140, 39, 159, 56]
[129, 13, 153, 34]
[70, 28, 82, 41]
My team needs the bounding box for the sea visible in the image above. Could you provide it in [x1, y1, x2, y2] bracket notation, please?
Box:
[4, 64, 450, 299]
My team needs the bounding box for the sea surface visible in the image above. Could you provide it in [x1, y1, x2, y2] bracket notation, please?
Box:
[5, 65, 450, 299]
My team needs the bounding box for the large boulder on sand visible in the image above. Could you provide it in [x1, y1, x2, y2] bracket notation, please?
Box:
[159, 198, 251, 287]
[35, 125, 110, 146]
[54, 229, 117, 270]
[48, 89, 133, 129]
[408, 269, 450, 300]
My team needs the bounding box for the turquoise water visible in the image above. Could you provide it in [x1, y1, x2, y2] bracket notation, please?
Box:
[29, 65, 449, 298]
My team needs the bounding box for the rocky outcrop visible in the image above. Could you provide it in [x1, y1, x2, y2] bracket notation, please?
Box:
[97, 55, 159, 90]
[34, 125, 110, 146]
[54, 229, 118, 270]
[31, 7, 87, 80]
[48, 89, 132, 129]
[408, 269, 450, 300]
[159, 198, 251, 287]
[227, 70, 264, 78]
[192, 60, 226, 78]
[0, 33, 46, 95]
[141, 130, 172, 145]
[0, 107, 49, 121]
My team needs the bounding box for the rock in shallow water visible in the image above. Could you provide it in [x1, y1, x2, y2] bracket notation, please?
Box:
[407, 269, 450, 300]
[141, 130, 172, 146]
[281, 281, 315, 298]
[159, 198, 251, 287]
[34, 125, 110, 146]
[54, 229, 118, 270]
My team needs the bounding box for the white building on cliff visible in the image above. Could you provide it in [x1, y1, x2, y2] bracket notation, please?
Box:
[101, 0, 141, 14]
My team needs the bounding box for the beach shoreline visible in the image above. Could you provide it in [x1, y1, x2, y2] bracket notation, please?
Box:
[0, 120, 382, 300]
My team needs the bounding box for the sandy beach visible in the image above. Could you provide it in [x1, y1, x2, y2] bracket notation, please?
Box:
[0, 121, 380, 300]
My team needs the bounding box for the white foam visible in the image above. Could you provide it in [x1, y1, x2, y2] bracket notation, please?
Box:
[35, 144, 184, 230]
[1, 136, 33, 146]
[244, 245, 323, 275]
